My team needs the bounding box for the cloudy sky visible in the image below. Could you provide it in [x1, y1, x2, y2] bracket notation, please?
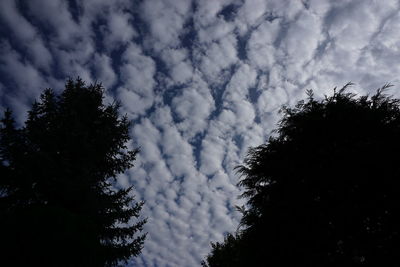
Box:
[1, 0, 400, 266]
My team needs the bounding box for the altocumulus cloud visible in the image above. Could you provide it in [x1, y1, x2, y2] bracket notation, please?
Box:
[1, 0, 400, 266]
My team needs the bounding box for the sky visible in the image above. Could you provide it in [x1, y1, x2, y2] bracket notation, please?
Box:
[1, 0, 400, 266]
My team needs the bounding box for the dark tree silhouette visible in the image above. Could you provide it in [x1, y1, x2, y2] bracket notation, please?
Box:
[203, 83, 400, 267]
[0, 79, 146, 266]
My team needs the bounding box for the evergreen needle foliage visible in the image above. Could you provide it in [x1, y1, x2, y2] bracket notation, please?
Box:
[203, 83, 400, 267]
[0, 78, 146, 266]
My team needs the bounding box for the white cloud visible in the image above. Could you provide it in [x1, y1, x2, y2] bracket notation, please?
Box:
[193, 0, 234, 28]
[235, 0, 267, 33]
[103, 11, 137, 50]
[0, 42, 46, 96]
[200, 127, 227, 176]
[93, 53, 117, 88]
[4, 1, 400, 266]
[196, 33, 239, 83]
[246, 19, 279, 69]
[172, 73, 215, 138]
[26, 0, 82, 48]
[160, 48, 193, 85]
[117, 44, 156, 118]
[140, 0, 192, 51]
[197, 18, 235, 44]
[0, 0, 52, 71]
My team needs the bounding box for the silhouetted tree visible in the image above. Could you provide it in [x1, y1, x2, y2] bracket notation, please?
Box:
[203, 83, 400, 267]
[0, 79, 146, 266]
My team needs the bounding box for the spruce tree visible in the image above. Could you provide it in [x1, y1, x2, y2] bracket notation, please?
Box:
[0, 78, 146, 266]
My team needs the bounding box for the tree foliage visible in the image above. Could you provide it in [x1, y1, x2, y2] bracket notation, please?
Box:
[0, 79, 146, 266]
[203, 83, 400, 266]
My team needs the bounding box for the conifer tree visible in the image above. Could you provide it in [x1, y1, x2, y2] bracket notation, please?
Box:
[0, 78, 146, 266]
[203, 84, 400, 266]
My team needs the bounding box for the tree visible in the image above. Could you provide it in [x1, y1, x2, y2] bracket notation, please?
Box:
[0, 78, 146, 266]
[203, 83, 400, 267]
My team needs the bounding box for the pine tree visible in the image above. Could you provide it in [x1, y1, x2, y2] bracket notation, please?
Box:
[0, 78, 146, 266]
